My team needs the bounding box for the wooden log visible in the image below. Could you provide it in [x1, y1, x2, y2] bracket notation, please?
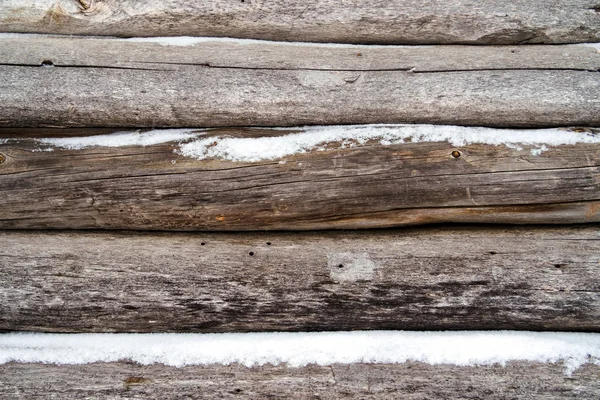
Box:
[2, 35, 600, 72]
[0, 38, 599, 128]
[1, 362, 599, 399]
[0, 128, 598, 230]
[1, 226, 598, 332]
[0, 0, 599, 44]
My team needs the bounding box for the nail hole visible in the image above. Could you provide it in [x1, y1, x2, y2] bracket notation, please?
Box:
[451, 150, 461, 158]
[489, 251, 497, 255]
[338, 264, 344, 269]
[41, 60, 54, 67]
[266, 242, 271, 245]
[234, 388, 242, 393]
[554, 263, 567, 268]
[201, 242, 206, 246]
[510, 50, 516, 53]
[249, 251, 254, 256]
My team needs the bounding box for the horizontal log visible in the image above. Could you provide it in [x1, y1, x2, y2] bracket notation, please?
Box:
[2, 35, 600, 72]
[1, 362, 599, 399]
[0, 1, 599, 44]
[0, 38, 599, 128]
[0, 127, 598, 230]
[1, 226, 598, 332]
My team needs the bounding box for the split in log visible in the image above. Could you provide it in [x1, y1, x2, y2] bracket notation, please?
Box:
[0, 38, 599, 127]
[1, 226, 598, 332]
[0, 0, 599, 44]
[0, 127, 598, 230]
[1, 362, 599, 399]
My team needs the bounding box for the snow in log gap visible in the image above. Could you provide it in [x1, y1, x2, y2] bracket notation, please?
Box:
[0, 331, 599, 375]
[38, 129, 206, 150]
[0, 33, 598, 51]
[33, 124, 600, 162]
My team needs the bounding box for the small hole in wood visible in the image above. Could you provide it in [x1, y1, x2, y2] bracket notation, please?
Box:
[451, 150, 461, 158]
[338, 264, 344, 269]
[510, 50, 516, 54]
[201, 242, 206, 246]
[41, 60, 54, 67]
[489, 251, 497, 255]
[234, 388, 243, 393]
[357, 53, 363, 57]
[266, 242, 272, 245]
[554, 263, 566, 268]
[249, 251, 254, 256]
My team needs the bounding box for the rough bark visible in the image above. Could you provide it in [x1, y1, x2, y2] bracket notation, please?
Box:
[0, 0, 599, 44]
[1, 226, 598, 332]
[0, 129, 598, 230]
[1, 361, 599, 399]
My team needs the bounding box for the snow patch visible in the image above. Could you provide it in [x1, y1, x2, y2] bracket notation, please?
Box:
[39, 129, 205, 150]
[178, 124, 600, 162]
[0, 331, 598, 375]
[578, 43, 600, 51]
[123, 36, 425, 49]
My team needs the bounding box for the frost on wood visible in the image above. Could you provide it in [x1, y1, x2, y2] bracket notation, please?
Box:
[177, 125, 600, 162]
[1, 331, 599, 375]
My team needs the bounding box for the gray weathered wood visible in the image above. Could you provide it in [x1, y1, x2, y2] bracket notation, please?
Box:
[1, 361, 599, 399]
[0, 60, 599, 128]
[1, 226, 598, 332]
[0, 128, 598, 230]
[0, 0, 599, 44]
[2, 35, 600, 72]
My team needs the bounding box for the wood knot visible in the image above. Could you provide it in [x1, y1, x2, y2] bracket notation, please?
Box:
[0, 153, 5, 164]
[451, 150, 461, 158]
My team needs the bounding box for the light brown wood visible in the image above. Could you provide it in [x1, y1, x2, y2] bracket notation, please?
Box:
[1, 35, 600, 72]
[1, 361, 599, 399]
[1, 226, 598, 332]
[0, 0, 599, 44]
[0, 128, 598, 230]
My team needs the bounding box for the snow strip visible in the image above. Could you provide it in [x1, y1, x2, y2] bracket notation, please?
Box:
[39, 129, 205, 150]
[123, 36, 426, 49]
[178, 124, 600, 162]
[0, 331, 599, 375]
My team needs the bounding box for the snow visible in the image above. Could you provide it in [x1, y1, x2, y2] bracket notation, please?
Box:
[123, 36, 425, 49]
[0, 331, 598, 374]
[39, 129, 205, 150]
[178, 124, 600, 162]
[578, 43, 600, 50]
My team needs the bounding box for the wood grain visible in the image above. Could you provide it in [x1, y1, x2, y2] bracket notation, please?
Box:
[0, 128, 598, 230]
[0, 64, 598, 128]
[1, 226, 598, 332]
[0, 0, 599, 44]
[2, 35, 600, 72]
[1, 361, 599, 399]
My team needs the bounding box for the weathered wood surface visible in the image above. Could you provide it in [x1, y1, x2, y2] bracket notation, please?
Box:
[0, 38, 599, 128]
[1, 0, 599, 44]
[1, 226, 598, 332]
[1, 362, 599, 399]
[0, 65, 598, 128]
[0, 129, 598, 230]
[2, 35, 600, 72]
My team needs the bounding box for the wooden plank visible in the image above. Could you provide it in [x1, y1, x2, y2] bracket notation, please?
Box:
[0, 57, 598, 128]
[1, 362, 599, 399]
[1, 35, 600, 72]
[1, 226, 598, 332]
[0, 128, 598, 230]
[0, 0, 599, 44]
